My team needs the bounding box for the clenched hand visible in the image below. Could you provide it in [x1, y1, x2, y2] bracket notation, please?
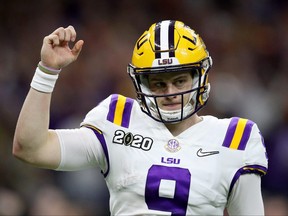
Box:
[40, 25, 84, 69]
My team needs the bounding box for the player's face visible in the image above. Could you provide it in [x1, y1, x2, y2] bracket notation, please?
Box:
[148, 72, 193, 111]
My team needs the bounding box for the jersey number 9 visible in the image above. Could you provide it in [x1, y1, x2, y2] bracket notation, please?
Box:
[145, 165, 191, 215]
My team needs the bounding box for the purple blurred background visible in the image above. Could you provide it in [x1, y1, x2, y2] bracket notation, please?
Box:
[0, 0, 287, 215]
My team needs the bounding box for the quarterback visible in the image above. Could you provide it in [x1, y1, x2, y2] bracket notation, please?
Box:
[13, 20, 268, 215]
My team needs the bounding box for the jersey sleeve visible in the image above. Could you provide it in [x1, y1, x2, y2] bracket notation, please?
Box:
[79, 94, 135, 177]
[221, 117, 268, 176]
[221, 117, 268, 198]
[55, 95, 121, 173]
[243, 123, 268, 175]
[55, 127, 106, 171]
[226, 174, 264, 215]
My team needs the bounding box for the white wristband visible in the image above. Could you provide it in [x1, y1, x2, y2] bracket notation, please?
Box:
[30, 67, 59, 93]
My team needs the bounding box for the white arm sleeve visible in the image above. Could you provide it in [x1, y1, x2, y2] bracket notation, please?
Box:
[54, 127, 106, 171]
[227, 174, 264, 215]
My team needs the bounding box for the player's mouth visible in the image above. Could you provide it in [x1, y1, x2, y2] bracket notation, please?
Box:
[162, 103, 182, 110]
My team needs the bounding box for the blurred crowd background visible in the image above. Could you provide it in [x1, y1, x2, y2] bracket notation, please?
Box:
[0, 0, 288, 215]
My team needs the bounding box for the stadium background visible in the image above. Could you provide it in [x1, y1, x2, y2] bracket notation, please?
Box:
[0, 0, 287, 215]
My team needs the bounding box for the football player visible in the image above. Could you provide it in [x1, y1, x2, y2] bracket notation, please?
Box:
[13, 20, 268, 215]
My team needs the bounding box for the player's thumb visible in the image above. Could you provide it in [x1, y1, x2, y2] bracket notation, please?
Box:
[72, 40, 84, 58]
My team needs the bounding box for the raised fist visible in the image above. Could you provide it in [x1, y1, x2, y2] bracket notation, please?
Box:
[40, 25, 84, 69]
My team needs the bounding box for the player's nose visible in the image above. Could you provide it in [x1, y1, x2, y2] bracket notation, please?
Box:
[164, 84, 178, 98]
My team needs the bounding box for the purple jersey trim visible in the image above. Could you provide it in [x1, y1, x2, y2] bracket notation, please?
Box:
[107, 94, 134, 128]
[238, 120, 254, 150]
[222, 117, 254, 150]
[82, 125, 110, 178]
[107, 94, 118, 123]
[228, 165, 268, 197]
[122, 97, 134, 127]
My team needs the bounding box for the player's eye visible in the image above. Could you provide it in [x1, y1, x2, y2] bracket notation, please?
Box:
[174, 78, 188, 88]
[150, 81, 166, 90]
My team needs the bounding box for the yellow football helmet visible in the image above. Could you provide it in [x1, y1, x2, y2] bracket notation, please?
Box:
[128, 20, 212, 123]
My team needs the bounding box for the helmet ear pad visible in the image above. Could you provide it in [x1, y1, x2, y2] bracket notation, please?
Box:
[198, 83, 210, 106]
[197, 55, 212, 106]
[198, 72, 210, 106]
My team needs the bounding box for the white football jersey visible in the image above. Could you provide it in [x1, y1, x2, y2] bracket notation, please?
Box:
[59, 94, 268, 215]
